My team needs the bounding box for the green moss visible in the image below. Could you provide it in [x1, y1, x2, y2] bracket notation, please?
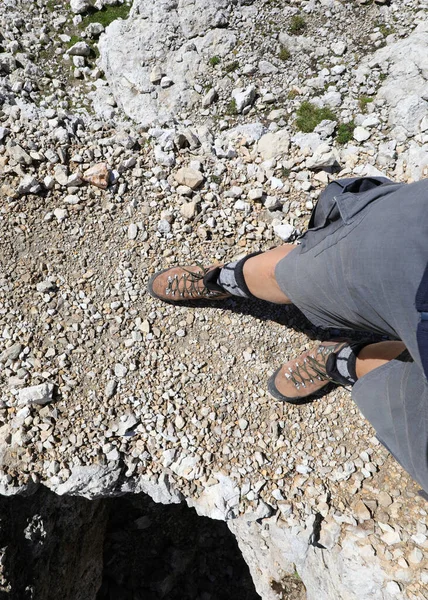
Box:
[336, 121, 355, 144]
[46, 0, 59, 12]
[67, 35, 80, 48]
[375, 21, 396, 37]
[278, 46, 290, 61]
[295, 101, 337, 133]
[80, 3, 131, 29]
[358, 95, 373, 113]
[379, 72, 388, 81]
[225, 60, 239, 73]
[289, 14, 306, 34]
[209, 56, 221, 67]
[281, 167, 291, 178]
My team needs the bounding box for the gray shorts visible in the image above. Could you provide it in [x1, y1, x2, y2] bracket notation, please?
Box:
[275, 179, 428, 491]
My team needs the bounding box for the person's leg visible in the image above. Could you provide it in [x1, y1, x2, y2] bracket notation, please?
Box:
[355, 340, 407, 379]
[269, 339, 408, 404]
[242, 244, 295, 303]
[148, 244, 296, 303]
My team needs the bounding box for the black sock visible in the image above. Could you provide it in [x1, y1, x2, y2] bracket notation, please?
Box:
[204, 252, 262, 298]
[326, 341, 370, 386]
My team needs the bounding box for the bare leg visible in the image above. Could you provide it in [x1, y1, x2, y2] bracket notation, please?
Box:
[242, 244, 296, 303]
[355, 340, 407, 379]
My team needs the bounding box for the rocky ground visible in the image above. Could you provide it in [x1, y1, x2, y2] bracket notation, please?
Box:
[1, 0, 428, 598]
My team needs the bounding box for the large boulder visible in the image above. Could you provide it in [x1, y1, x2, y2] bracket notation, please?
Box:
[358, 22, 428, 138]
[96, 0, 239, 126]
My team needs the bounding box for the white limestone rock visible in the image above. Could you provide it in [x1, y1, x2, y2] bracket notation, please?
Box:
[353, 126, 371, 142]
[257, 129, 290, 160]
[96, 0, 237, 126]
[232, 85, 256, 113]
[68, 42, 92, 56]
[273, 223, 294, 241]
[360, 23, 428, 137]
[70, 0, 93, 14]
[175, 167, 204, 190]
[18, 383, 54, 406]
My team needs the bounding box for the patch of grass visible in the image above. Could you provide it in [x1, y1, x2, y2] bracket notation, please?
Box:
[295, 101, 337, 133]
[336, 121, 355, 144]
[379, 72, 388, 81]
[358, 95, 373, 113]
[224, 60, 239, 73]
[281, 167, 291, 178]
[67, 35, 80, 48]
[80, 3, 131, 29]
[289, 14, 306, 35]
[225, 98, 238, 116]
[278, 46, 290, 61]
[209, 56, 221, 67]
[376, 22, 396, 37]
[46, 0, 58, 12]
[226, 98, 238, 115]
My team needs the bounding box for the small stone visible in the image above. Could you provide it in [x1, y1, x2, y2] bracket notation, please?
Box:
[381, 529, 401, 546]
[385, 582, 401, 595]
[114, 364, 128, 379]
[18, 383, 54, 406]
[70, 0, 92, 14]
[232, 86, 256, 113]
[106, 449, 120, 462]
[7, 142, 32, 165]
[331, 41, 347, 56]
[248, 188, 264, 201]
[353, 500, 371, 521]
[105, 380, 117, 399]
[54, 208, 68, 223]
[0, 127, 10, 142]
[0, 343, 22, 362]
[128, 223, 138, 240]
[273, 223, 294, 241]
[54, 165, 69, 186]
[378, 491, 392, 508]
[238, 419, 248, 430]
[44, 176, 55, 190]
[175, 167, 204, 190]
[68, 42, 92, 57]
[150, 65, 163, 84]
[180, 201, 197, 220]
[157, 220, 171, 234]
[160, 76, 173, 88]
[202, 87, 218, 108]
[82, 163, 110, 189]
[353, 126, 371, 142]
[36, 280, 57, 293]
[17, 175, 41, 195]
[154, 146, 175, 167]
[408, 547, 423, 564]
[175, 415, 185, 430]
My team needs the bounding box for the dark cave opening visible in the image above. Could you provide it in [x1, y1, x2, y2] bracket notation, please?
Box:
[0, 486, 260, 600]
